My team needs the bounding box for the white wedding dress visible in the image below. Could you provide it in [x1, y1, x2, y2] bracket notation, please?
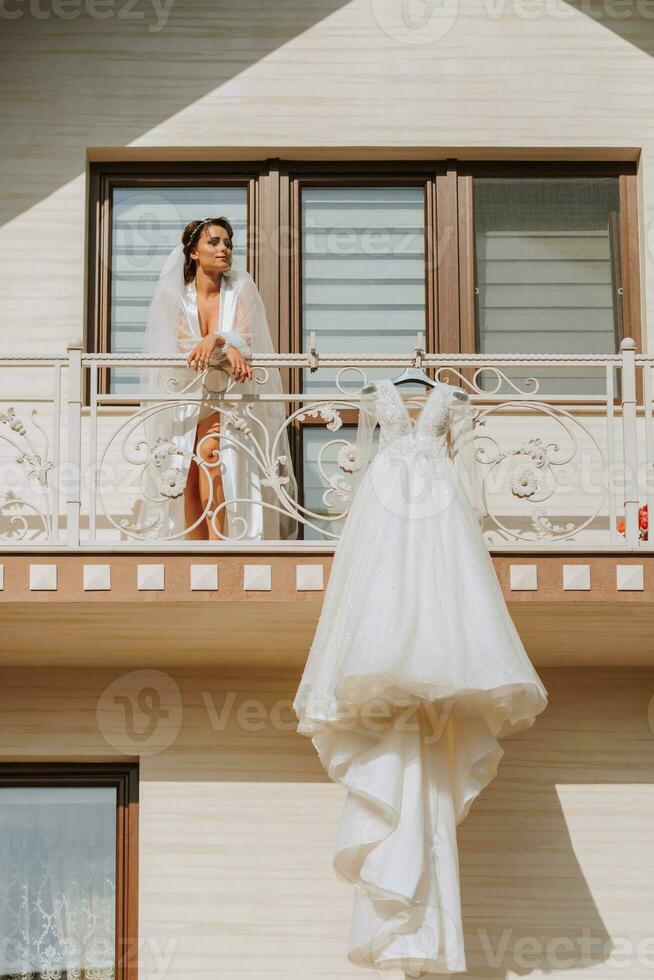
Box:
[293, 378, 548, 976]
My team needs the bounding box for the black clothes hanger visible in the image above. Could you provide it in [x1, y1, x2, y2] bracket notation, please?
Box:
[361, 336, 470, 401]
[392, 336, 469, 400]
[390, 334, 438, 388]
[360, 335, 438, 396]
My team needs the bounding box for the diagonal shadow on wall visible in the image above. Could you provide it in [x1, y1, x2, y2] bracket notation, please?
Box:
[0, 0, 354, 225]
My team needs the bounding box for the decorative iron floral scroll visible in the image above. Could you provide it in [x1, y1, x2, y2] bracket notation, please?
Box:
[93, 362, 606, 544]
[0, 406, 54, 542]
[431, 367, 608, 543]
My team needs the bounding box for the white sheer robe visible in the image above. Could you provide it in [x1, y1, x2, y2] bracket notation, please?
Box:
[136, 263, 298, 542]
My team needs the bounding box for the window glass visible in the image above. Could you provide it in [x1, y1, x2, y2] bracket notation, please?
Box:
[0, 786, 117, 978]
[110, 185, 248, 394]
[301, 185, 426, 396]
[474, 177, 621, 396]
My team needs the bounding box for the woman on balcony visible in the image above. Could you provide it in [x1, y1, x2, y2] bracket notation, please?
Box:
[138, 217, 298, 541]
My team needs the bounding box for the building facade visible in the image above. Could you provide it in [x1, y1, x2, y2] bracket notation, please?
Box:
[1, 2, 654, 977]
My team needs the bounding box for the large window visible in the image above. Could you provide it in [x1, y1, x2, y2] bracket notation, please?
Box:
[88, 161, 640, 537]
[0, 763, 138, 980]
[298, 181, 427, 537]
[473, 176, 623, 396]
[300, 184, 426, 395]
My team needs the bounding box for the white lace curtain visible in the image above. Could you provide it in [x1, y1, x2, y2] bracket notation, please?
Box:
[0, 786, 116, 980]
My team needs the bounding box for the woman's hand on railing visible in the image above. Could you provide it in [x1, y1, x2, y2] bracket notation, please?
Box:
[223, 345, 253, 383]
[188, 334, 252, 382]
[187, 335, 220, 372]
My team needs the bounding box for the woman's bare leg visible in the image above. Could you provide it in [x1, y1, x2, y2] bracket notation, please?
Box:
[195, 411, 226, 539]
[183, 457, 207, 540]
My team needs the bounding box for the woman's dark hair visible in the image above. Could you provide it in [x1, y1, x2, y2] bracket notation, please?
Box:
[181, 217, 234, 283]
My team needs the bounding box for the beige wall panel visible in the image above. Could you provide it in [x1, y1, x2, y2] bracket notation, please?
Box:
[0, 666, 652, 978]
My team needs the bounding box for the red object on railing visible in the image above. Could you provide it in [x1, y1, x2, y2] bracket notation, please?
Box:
[617, 504, 648, 541]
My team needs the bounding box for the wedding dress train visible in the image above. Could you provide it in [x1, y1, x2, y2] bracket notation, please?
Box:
[293, 378, 548, 975]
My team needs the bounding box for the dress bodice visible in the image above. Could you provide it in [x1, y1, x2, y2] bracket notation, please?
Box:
[368, 378, 455, 459]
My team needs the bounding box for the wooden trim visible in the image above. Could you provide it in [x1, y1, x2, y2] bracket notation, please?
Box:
[90, 158, 637, 179]
[281, 161, 447, 179]
[0, 761, 139, 980]
[620, 173, 643, 404]
[607, 207, 626, 409]
[457, 175, 475, 354]
[458, 161, 638, 178]
[116, 764, 140, 980]
[424, 178, 437, 355]
[457, 174, 476, 391]
[278, 164, 292, 359]
[619, 173, 643, 351]
[85, 167, 102, 353]
[277, 163, 302, 522]
[289, 176, 305, 536]
[286, 174, 437, 187]
[436, 162, 460, 354]
[609, 209, 624, 341]
[254, 161, 280, 340]
[246, 177, 258, 282]
[84, 168, 111, 391]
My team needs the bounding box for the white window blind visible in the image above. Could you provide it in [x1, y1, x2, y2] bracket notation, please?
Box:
[474, 177, 621, 397]
[301, 185, 426, 395]
[110, 185, 248, 394]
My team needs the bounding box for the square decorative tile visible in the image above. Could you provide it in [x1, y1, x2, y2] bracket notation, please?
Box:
[83, 564, 111, 591]
[296, 564, 324, 591]
[190, 564, 219, 591]
[616, 564, 644, 591]
[137, 564, 165, 591]
[509, 564, 537, 591]
[243, 564, 272, 591]
[29, 564, 57, 591]
[562, 564, 591, 591]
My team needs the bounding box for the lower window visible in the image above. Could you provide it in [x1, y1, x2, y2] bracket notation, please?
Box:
[0, 763, 138, 980]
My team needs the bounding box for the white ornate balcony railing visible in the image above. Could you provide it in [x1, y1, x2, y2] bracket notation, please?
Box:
[1, 339, 652, 552]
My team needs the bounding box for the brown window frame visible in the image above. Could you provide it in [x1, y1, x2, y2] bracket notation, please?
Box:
[88, 158, 642, 363]
[86, 162, 265, 395]
[284, 163, 445, 524]
[0, 761, 139, 980]
[281, 160, 641, 528]
[87, 158, 642, 532]
[455, 160, 641, 394]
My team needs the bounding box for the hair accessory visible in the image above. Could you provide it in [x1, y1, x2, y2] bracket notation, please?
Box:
[185, 217, 229, 250]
